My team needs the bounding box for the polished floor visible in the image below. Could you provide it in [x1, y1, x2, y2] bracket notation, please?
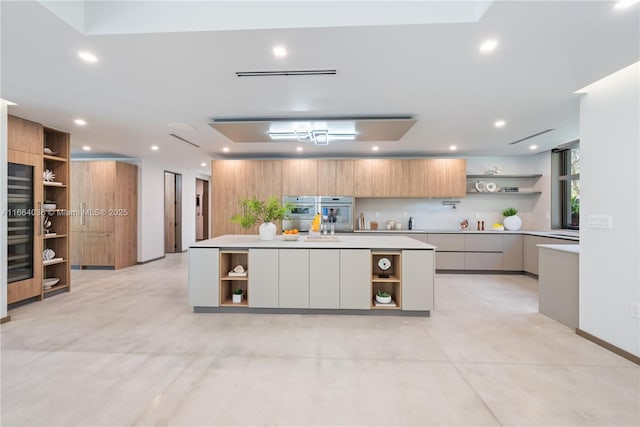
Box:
[2, 253, 638, 426]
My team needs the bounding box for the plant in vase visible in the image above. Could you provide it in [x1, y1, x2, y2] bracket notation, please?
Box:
[232, 288, 243, 303]
[375, 290, 392, 304]
[502, 207, 522, 231]
[230, 197, 292, 240]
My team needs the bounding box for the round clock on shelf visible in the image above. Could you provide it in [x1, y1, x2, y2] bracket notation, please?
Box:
[378, 257, 392, 271]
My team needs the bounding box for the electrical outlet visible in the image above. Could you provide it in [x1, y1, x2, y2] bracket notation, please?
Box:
[632, 303, 640, 319]
[587, 214, 613, 229]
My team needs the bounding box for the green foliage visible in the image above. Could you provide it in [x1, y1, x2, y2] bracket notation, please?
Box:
[571, 195, 580, 215]
[376, 290, 390, 298]
[502, 207, 518, 217]
[232, 288, 243, 295]
[230, 197, 293, 229]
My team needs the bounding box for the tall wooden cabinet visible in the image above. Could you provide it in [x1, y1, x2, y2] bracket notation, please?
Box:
[6, 115, 71, 304]
[70, 161, 137, 269]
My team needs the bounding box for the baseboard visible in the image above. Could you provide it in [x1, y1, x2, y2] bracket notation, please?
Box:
[436, 270, 527, 275]
[576, 328, 640, 366]
[137, 255, 166, 265]
[0, 315, 11, 324]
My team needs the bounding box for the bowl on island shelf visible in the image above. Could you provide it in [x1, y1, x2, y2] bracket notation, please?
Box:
[375, 290, 392, 304]
[282, 229, 300, 241]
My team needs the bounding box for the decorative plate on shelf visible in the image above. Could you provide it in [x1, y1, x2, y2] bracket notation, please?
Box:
[43, 169, 55, 182]
[378, 257, 392, 271]
[485, 182, 497, 192]
[43, 278, 60, 289]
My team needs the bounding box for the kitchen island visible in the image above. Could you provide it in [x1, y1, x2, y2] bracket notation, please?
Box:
[189, 235, 435, 316]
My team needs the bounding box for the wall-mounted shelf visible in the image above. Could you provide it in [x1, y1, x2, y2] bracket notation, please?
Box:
[466, 191, 542, 195]
[466, 174, 542, 179]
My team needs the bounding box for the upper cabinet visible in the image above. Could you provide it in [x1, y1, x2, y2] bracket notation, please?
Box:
[282, 160, 317, 196]
[424, 159, 466, 198]
[317, 160, 354, 195]
[8, 115, 43, 154]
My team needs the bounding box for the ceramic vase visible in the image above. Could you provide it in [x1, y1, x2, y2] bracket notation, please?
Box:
[232, 293, 243, 303]
[259, 222, 277, 240]
[503, 215, 522, 231]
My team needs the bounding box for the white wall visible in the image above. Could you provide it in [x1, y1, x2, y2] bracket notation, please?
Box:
[0, 102, 9, 319]
[137, 158, 210, 262]
[579, 62, 640, 357]
[356, 154, 552, 231]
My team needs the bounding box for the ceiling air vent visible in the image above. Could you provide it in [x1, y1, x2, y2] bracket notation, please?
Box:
[235, 69, 337, 77]
[169, 133, 200, 148]
[508, 129, 554, 145]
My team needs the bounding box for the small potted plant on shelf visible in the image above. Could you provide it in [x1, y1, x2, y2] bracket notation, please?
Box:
[231, 197, 292, 241]
[502, 207, 522, 231]
[232, 288, 244, 303]
[375, 290, 392, 304]
[43, 199, 56, 210]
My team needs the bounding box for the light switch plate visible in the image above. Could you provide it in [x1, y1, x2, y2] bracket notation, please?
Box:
[587, 214, 613, 229]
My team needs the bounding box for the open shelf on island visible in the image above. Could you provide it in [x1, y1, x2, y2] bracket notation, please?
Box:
[371, 251, 402, 309]
[219, 250, 249, 307]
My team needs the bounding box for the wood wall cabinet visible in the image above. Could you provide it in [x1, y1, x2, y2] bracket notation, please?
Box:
[6, 115, 71, 304]
[317, 160, 354, 195]
[71, 161, 137, 269]
[424, 159, 466, 198]
[282, 159, 317, 196]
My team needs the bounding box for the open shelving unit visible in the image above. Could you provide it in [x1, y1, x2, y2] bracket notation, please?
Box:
[219, 250, 249, 307]
[370, 251, 402, 309]
[465, 174, 543, 195]
[42, 127, 70, 298]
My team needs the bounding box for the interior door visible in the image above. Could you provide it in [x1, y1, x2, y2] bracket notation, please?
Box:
[165, 172, 176, 252]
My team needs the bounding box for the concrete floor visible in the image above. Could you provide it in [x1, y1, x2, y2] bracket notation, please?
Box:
[2, 253, 638, 426]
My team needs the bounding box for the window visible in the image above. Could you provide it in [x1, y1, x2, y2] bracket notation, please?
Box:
[554, 142, 580, 229]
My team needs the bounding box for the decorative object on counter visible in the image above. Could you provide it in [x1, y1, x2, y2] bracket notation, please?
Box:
[386, 220, 395, 230]
[358, 213, 365, 230]
[43, 147, 58, 156]
[502, 207, 522, 231]
[460, 219, 469, 231]
[43, 248, 55, 261]
[282, 229, 300, 241]
[492, 223, 505, 231]
[43, 169, 55, 182]
[230, 197, 293, 241]
[228, 265, 247, 277]
[481, 221, 485, 231]
[484, 165, 503, 175]
[370, 221, 378, 230]
[232, 288, 244, 304]
[394, 222, 402, 230]
[375, 290, 392, 304]
[42, 200, 57, 210]
[408, 216, 413, 230]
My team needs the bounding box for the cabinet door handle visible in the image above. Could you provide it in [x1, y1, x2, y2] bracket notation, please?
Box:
[37, 202, 42, 236]
[81, 202, 85, 226]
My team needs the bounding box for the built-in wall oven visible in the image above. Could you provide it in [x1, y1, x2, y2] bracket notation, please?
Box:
[319, 196, 353, 232]
[282, 196, 318, 232]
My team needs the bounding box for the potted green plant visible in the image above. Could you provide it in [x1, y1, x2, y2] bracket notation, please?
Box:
[43, 199, 56, 210]
[232, 288, 243, 304]
[375, 290, 392, 304]
[231, 197, 292, 240]
[502, 207, 522, 231]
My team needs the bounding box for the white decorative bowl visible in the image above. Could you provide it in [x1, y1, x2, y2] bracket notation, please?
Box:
[43, 203, 56, 210]
[282, 233, 300, 241]
[43, 278, 60, 289]
[376, 294, 392, 304]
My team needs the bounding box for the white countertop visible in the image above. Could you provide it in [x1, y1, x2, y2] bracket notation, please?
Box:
[191, 234, 436, 250]
[354, 229, 579, 241]
[537, 244, 580, 254]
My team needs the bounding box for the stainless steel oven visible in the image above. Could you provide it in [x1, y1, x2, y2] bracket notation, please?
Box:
[282, 196, 318, 232]
[319, 196, 353, 232]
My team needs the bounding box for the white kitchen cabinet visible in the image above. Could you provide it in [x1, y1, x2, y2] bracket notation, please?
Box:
[189, 248, 219, 307]
[464, 234, 502, 252]
[278, 249, 310, 308]
[339, 250, 370, 309]
[523, 235, 579, 275]
[465, 252, 503, 270]
[309, 249, 340, 309]
[427, 234, 465, 251]
[434, 252, 465, 270]
[402, 250, 434, 311]
[248, 249, 279, 308]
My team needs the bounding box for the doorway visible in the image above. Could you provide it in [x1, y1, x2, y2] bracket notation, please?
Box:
[164, 171, 182, 253]
[195, 178, 209, 241]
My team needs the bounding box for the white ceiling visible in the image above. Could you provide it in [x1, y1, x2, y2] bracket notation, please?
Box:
[1, 1, 638, 172]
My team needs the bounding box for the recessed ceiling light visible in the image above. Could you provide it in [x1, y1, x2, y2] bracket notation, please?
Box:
[151, 145, 159, 151]
[74, 119, 87, 126]
[82, 146, 91, 151]
[529, 145, 538, 150]
[273, 46, 287, 57]
[479, 39, 498, 53]
[222, 147, 230, 153]
[78, 51, 98, 63]
[615, 0, 639, 9]
[200, 162, 207, 167]
[449, 145, 457, 151]
[296, 146, 303, 152]
[372, 146, 379, 151]
[494, 120, 506, 128]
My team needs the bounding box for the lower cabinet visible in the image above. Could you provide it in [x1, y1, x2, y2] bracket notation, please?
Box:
[310, 249, 340, 309]
[278, 249, 310, 308]
[503, 235, 523, 271]
[339, 249, 370, 309]
[188, 248, 219, 307]
[428, 233, 526, 271]
[248, 249, 279, 308]
[523, 235, 579, 275]
[402, 250, 434, 311]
